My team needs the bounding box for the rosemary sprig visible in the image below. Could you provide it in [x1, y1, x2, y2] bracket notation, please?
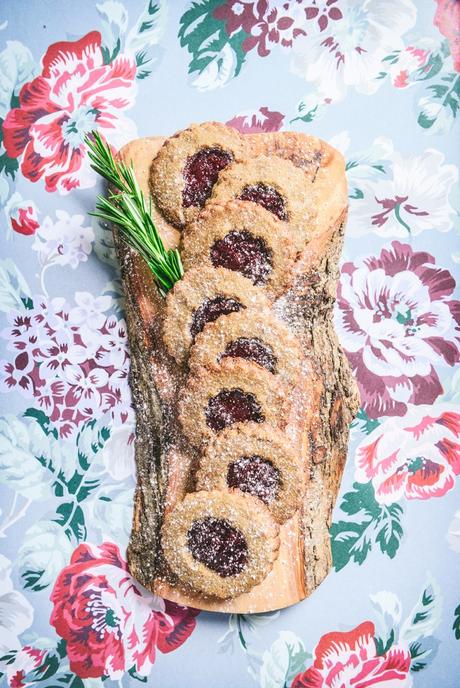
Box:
[85, 130, 183, 297]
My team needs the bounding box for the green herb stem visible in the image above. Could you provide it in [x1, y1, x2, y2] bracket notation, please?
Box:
[85, 130, 183, 296]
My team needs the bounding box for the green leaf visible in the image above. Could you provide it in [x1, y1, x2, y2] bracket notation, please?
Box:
[374, 629, 395, 656]
[427, 83, 449, 98]
[23, 408, 58, 439]
[21, 567, 47, 592]
[178, 0, 248, 85]
[375, 503, 403, 558]
[54, 502, 87, 542]
[0, 150, 19, 179]
[453, 604, 460, 640]
[409, 637, 440, 672]
[101, 37, 121, 65]
[352, 408, 381, 435]
[129, 666, 148, 683]
[400, 576, 442, 642]
[350, 188, 364, 200]
[340, 481, 380, 519]
[330, 520, 373, 571]
[21, 296, 34, 310]
[417, 109, 436, 129]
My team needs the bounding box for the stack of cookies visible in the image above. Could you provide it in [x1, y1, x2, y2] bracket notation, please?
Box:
[137, 122, 343, 601]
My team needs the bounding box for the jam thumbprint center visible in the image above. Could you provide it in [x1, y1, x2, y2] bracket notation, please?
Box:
[187, 517, 248, 577]
[206, 388, 264, 432]
[190, 296, 243, 340]
[221, 337, 277, 374]
[227, 455, 280, 504]
[238, 184, 287, 221]
[183, 147, 233, 208]
[210, 231, 273, 285]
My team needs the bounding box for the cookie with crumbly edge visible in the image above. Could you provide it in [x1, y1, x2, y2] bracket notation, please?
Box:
[149, 122, 246, 228]
[178, 358, 289, 448]
[161, 489, 279, 599]
[249, 131, 331, 179]
[188, 308, 302, 390]
[209, 156, 316, 250]
[181, 200, 299, 297]
[196, 423, 305, 524]
[162, 265, 271, 365]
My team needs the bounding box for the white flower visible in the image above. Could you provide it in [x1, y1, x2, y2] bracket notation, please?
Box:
[447, 509, 460, 554]
[0, 40, 36, 120]
[97, 316, 129, 369]
[0, 554, 33, 653]
[291, 0, 416, 100]
[100, 423, 135, 481]
[348, 147, 458, 238]
[0, 415, 57, 500]
[32, 210, 94, 268]
[64, 365, 109, 414]
[69, 292, 113, 330]
[87, 486, 135, 545]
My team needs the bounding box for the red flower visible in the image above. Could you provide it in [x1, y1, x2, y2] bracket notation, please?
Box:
[292, 621, 412, 688]
[50, 542, 198, 679]
[6, 194, 40, 235]
[3, 31, 136, 194]
[305, 0, 342, 32]
[356, 404, 460, 503]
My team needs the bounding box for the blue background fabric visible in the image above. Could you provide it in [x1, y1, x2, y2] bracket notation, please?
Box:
[0, 1, 459, 686]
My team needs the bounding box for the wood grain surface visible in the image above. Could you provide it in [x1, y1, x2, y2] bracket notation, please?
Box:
[114, 133, 360, 613]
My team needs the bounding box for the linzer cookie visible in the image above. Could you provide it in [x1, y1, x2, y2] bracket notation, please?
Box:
[104, 121, 360, 613]
[196, 423, 305, 524]
[178, 358, 289, 448]
[188, 308, 302, 389]
[161, 490, 279, 599]
[149, 122, 246, 227]
[162, 265, 270, 365]
[209, 156, 316, 249]
[181, 200, 298, 297]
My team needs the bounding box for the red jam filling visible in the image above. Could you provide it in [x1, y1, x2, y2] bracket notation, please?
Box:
[238, 183, 287, 221]
[205, 389, 264, 432]
[190, 296, 243, 340]
[182, 147, 233, 208]
[221, 337, 276, 374]
[187, 517, 248, 577]
[210, 231, 272, 285]
[227, 455, 280, 504]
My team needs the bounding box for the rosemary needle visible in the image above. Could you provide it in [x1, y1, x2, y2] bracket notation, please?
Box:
[85, 130, 183, 297]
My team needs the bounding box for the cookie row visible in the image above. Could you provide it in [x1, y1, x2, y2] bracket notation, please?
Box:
[149, 123, 318, 599]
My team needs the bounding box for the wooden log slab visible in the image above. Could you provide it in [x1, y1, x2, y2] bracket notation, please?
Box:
[114, 133, 360, 613]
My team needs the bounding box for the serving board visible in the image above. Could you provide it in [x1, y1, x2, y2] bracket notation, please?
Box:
[114, 133, 360, 613]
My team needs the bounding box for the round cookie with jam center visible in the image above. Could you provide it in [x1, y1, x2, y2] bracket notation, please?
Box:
[162, 265, 270, 365]
[161, 489, 279, 599]
[178, 358, 289, 448]
[196, 423, 305, 524]
[209, 156, 316, 250]
[181, 200, 299, 297]
[149, 122, 246, 228]
[188, 308, 302, 390]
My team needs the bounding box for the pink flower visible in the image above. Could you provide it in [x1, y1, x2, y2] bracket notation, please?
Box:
[389, 46, 430, 89]
[226, 106, 284, 133]
[292, 621, 412, 688]
[50, 542, 199, 679]
[434, 0, 460, 72]
[356, 404, 460, 504]
[3, 31, 136, 194]
[4, 646, 47, 688]
[336, 241, 460, 418]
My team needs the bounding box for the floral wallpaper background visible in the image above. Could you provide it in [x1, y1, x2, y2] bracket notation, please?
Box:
[0, 0, 459, 686]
